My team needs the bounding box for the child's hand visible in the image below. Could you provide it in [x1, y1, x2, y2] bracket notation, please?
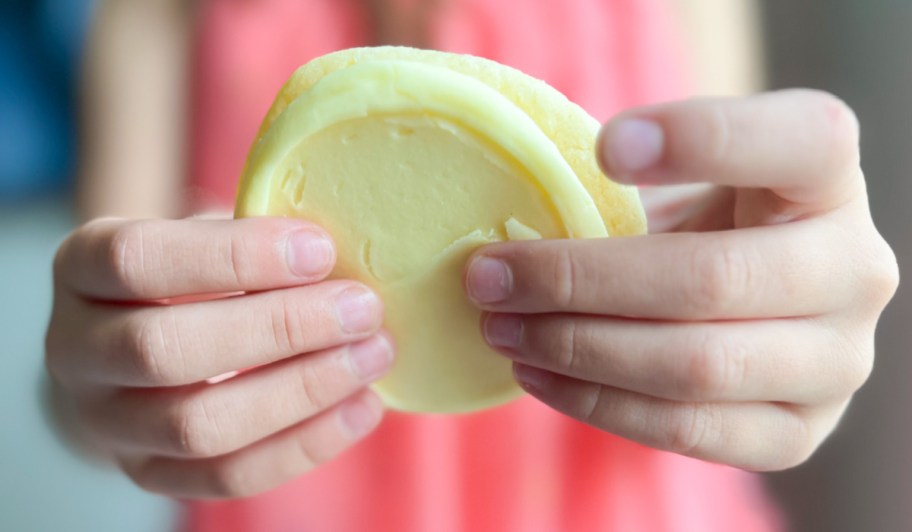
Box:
[465, 90, 898, 470]
[45, 218, 392, 498]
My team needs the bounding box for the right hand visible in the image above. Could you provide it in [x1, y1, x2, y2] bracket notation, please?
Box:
[45, 217, 392, 499]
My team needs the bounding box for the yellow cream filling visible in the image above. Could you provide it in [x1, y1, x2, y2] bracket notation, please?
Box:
[236, 60, 607, 413]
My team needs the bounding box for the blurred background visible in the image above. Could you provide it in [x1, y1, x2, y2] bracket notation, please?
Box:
[0, 1, 908, 531]
[0, 1, 174, 531]
[763, 3, 912, 531]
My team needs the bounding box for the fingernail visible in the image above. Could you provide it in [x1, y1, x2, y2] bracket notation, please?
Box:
[513, 364, 552, 391]
[340, 395, 381, 438]
[336, 287, 381, 334]
[349, 335, 394, 381]
[286, 230, 335, 277]
[467, 256, 512, 304]
[484, 313, 523, 349]
[602, 118, 664, 177]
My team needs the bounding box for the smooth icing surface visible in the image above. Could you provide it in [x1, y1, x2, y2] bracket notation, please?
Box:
[236, 60, 607, 412]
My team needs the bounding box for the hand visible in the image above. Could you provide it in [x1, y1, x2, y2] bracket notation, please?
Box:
[464, 89, 899, 471]
[45, 217, 392, 498]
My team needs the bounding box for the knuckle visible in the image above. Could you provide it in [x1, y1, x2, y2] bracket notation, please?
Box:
[107, 222, 149, 297]
[43, 324, 67, 381]
[293, 361, 326, 414]
[125, 311, 181, 385]
[292, 430, 326, 471]
[704, 104, 734, 169]
[770, 410, 817, 471]
[555, 318, 582, 372]
[52, 232, 76, 280]
[54, 219, 114, 281]
[121, 460, 160, 495]
[550, 247, 579, 309]
[162, 399, 216, 458]
[225, 233, 254, 286]
[208, 461, 257, 498]
[665, 403, 718, 456]
[581, 383, 606, 425]
[270, 296, 309, 354]
[687, 242, 749, 315]
[736, 405, 819, 472]
[780, 445, 816, 471]
[867, 238, 900, 309]
[682, 332, 745, 400]
[839, 335, 875, 395]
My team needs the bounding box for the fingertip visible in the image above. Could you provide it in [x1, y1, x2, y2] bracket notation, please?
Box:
[465, 255, 513, 305]
[482, 312, 523, 350]
[376, 329, 398, 358]
[348, 333, 395, 382]
[285, 228, 337, 279]
[513, 363, 554, 392]
[361, 388, 385, 413]
[335, 283, 384, 335]
[339, 390, 385, 439]
[598, 117, 665, 181]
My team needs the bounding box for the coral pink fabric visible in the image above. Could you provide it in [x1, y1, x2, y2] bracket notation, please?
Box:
[186, 1, 784, 531]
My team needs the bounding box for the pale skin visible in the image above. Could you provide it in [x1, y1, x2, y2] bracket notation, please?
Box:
[46, 1, 898, 499]
[467, 90, 898, 470]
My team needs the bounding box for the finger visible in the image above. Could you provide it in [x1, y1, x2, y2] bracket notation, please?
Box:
[513, 367, 844, 471]
[598, 89, 863, 209]
[83, 334, 393, 458]
[465, 221, 852, 319]
[55, 217, 336, 301]
[123, 391, 383, 499]
[483, 313, 871, 405]
[51, 280, 383, 387]
[637, 183, 718, 233]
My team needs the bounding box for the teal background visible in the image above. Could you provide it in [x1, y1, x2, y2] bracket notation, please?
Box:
[1, 1, 179, 530]
[0, 200, 176, 532]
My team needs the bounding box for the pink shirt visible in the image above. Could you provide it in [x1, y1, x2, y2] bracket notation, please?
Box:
[186, 1, 784, 530]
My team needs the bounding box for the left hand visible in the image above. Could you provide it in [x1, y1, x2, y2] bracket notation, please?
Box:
[464, 89, 898, 471]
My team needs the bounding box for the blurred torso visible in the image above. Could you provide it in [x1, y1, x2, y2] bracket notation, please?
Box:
[185, 2, 779, 531]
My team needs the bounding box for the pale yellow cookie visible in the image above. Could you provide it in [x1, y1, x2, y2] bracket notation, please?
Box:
[235, 46, 646, 413]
